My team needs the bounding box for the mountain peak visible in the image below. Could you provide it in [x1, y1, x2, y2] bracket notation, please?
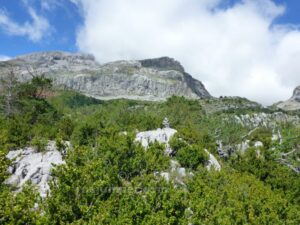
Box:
[276, 85, 300, 111]
[291, 86, 300, 102]
[139, 57, 185, 73]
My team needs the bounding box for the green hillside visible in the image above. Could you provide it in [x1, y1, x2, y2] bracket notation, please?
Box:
[0, 78, 300, 224]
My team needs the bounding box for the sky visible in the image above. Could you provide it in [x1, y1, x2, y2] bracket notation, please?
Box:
[0, 0, 300, 105]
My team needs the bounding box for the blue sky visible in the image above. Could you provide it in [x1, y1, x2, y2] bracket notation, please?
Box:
[1, 0, 300, 104]
[0, 0, 299, 58]
[0, 0, 81, 57]
[273, 0, 300, 24]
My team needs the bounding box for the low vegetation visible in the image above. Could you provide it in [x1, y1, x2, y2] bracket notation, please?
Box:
[0, 76, 300, 224]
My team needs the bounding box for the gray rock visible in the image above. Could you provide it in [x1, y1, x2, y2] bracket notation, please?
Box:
[136, 126, 221, 172]
[0, 52, 211, 101]
[160, 172, 171, 182]
[140, 57, 185, 73]
[135, 127, 177, 155]
[276, 86, 300, 111]
[292, 86, 300, 102]
[237, 140, 250, 153]
[205, 149, 221, 171]
[158, 160, 191, 186]
[233, 112, 299, 129]
[254, 141, 263, 148]
[5, 141, 66, 197]
[5, 175, 20, 187]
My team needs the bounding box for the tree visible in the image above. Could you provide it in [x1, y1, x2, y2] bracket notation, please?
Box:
[18, 68, 53, 100]
[0, 69, 19, 117]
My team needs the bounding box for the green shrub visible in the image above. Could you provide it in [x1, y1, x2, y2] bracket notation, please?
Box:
[176, 145, 209, 170]
[55, 138, 67, 152]
[31, 136, 48, 152]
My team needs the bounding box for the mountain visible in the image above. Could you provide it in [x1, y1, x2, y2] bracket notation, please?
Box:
[276, 86, 300, 111]
[0, 51, 211, 101]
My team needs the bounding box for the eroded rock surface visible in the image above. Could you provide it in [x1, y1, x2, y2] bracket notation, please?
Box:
[233, 112, 299, 128]
[5, 141, 66, 197]
[0, 52, 211, 101]
[135, 128, 177, 155]
[205, 149, 221, 171]
[135, 126, 221, 172]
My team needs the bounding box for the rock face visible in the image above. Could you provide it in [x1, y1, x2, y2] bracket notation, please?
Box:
[5, 141, 65, 197]
[277, 86, 300, 111]
[135, 128, 177, 155]
[135, 125, 221, 172]
[292, 86, 300, 101]
[232, 112, 299, 129]
[205, 149, 221, 171]
[0, 52, 211, 101]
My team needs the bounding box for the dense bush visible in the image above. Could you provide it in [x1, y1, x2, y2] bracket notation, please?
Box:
[175, 144, 208, 170]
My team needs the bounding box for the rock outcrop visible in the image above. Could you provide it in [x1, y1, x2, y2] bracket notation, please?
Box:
[0, 51, 211, 101]
[135, 122, 221, 172]
[276, 86, 300, 111]
[5, 141, 66, 197]
[232, 112, 299, 129]
[135, 128, 177, 155]
[292, 86, 300, 101]
[205, 149, 221, 171]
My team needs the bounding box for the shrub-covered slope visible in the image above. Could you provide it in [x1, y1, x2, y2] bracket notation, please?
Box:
[0, 79, 300, 224]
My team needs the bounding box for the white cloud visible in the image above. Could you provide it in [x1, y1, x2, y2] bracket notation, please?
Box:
[73, 0, 300, 105]
[0, 55, 11, 61]
[39, 0, 67, 11]
[40, 0, 59, 11]
[0, 6, 50, 42]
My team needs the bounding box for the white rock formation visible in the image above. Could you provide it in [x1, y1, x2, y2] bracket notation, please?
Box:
[157, 160, 191, 186]
[135, 128, 177, 155]
[205, 149, 221, 171]
[272, 130, 283, 144]
[271, 134, 279, 141]
[237, 140, 250, 153]
[5, 141, 65, 197]
[233, 112, 299, 129]
[254, 141, 264, 148]
[136, 127, 221, 172]
[160, 172, 171, 182]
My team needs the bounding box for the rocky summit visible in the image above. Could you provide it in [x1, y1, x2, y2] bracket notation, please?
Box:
[292, 86, 300, 102]
[0, 51, 211, 101]
[276, 86, 300, 111]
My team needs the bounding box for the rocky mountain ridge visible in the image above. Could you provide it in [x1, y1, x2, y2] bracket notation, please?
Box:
[0, 51, 211, 101]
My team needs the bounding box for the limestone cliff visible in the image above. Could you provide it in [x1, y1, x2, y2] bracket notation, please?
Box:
[0, 52, 211, 101]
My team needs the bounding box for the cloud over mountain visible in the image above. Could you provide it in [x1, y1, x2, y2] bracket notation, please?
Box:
[73, 0, 300, 105]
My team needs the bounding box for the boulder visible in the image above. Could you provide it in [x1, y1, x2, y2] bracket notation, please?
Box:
[5, 141, 66, 197]
[135, 128, 177, 155]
